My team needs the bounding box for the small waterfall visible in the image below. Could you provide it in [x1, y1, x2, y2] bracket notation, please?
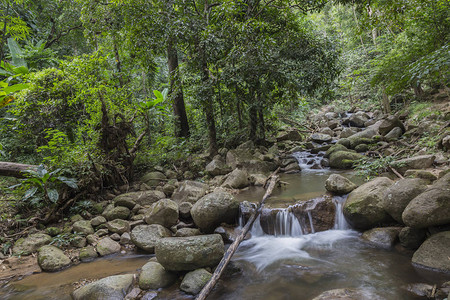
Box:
[273, 209, 304, 237]
[292, 151, 324, 171]
[333, 195, 350, 230]
[307, 211, 315, 234]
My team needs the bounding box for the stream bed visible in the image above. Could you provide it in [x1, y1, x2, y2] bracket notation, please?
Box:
[2, 151, 449, 299]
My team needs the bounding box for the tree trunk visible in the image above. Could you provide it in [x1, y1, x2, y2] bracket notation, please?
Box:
[0, 162, 37, 178]
[413, 82, 424, 99]
[249, 105, 258, 141]
[381, 86, 391, 114]
[167, 37, 190, 138]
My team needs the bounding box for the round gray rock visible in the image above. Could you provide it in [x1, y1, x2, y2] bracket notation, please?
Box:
[144, 199, 179, 228]
[96, 237, 121, 256]
[191, 191, 240, 233]
[138, 261, 177, 290]
[343, 177, 394, 229]
[130, 224, 172, 253]
[312, 288, 373, 300]
[399, 227, 427, 250]
[102, 205, 130, 221]
[361, 227, 402, 249]
[72, 274, 134, 300]
[221, 168, 250, 189]
[13, 233, 52, 255]
[329, 151, 364, 169]
[382, 178, 427, 224]
[325, 174, 357, 195]
[180, 268, 212, 295]
[38, 245, 71, 272]
[79, 245, 99, 262]
[155, 234, 224, 271]
[106, 219, 130, 234]
[412, 231, 450, 272]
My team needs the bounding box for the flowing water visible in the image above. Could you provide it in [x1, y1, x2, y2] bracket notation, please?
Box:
[2, 151, 449, 299]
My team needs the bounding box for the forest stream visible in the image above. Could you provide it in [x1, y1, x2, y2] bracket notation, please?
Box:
[2, 151, 449, 300]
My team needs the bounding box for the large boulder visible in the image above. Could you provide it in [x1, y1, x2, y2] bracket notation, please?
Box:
[144, 199, 179, 228]
[102, 205, 130, 221]
[96, 237, 121, 256]
[349, 111, 369, 127]
[139, 261, 177, 290]
[130, 224, 172, 253]
[325, 144, 349, 158]
[291, 197, 336, 233]
[72, 274, 135, 300]
[180, 268, 212, 295]
[329, 151, 364, 169]
[191, 191, 240, 233]
[361, 227, 402, 249]
[205, 156, 231, 176]
[343, 177, 394, 229]
[106, 219, 130, 234]
[412, 231, 450, 272]
[325, 174, 357, 195]
[310, 133, 332, 143]
[277, 129, 302, 142]
[392, 155, 435, 175]
[172, 181, 208, 204]
[378, 115, 405, 136]
[226, 149, 254, 169]
[382, 178, 427, 224]
[385, 127, 403, 140]
[347, 127, 379, 140]
[340, 127, 357, 139]
[402, 173, 450, 228]
[113, 190, 166, 207]
[141, 171, 167, 187]
[73, 220, 95, 235]
[79, 246, 99, 262]
[12, 233, 52, 255]
[221, 169, 250, 189]
[155, 234, 224, 271]
[37, 245, 71, 272]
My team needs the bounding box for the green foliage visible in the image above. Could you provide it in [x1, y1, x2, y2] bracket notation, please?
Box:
[50, 232, 78, 248]
[9, 165, 78, 209]
[0, 60, 29, 108]
[354, 156, 396, 180]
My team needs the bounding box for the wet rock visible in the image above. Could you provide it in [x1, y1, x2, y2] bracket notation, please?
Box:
[106, 219, 130, 234]
[90, 216, 107, 227]
[114, 190, 166, 207]
[403, 283, 435, 298]
[180, 268, 212, 295]
[175, 228, 201, 237]
[312, 288, 372, 300]
[399, 227, 427, 250]
[385, 127, 403, 140]
[191, 191, 239, 233]
[214, 225, 240, 243]
[96, 237, 121, 256]
[12, 233, 52, 256]
[73, 220, 94, 235]
[172, 180, 208, 204]
[79, 245, 99, 262]
[205, 156, 232, 176]
[382, 178, 428, 224]
[276, 130, 302, 142]
[392, 154, 435, 175]
[145, 199, 179, 228]
[284, 162, 301, 173]
[344, 177, 394, 229]
[102, 205, 131, 221]
[139, 261, 177, 290]
[329, 151, 364, 169]
[125, 287, 142, 300]
[402, 173, 450, 228]
[72, 274, 135, 300]
[362, 227, 402, 249]
[37, 245, 71, 272]
[310, 133, 332, 143]
[141, 171, 167, 187]
[221, 168, 250, 189]
[292, 197, 336, 233]
[131, 224, 172, 253]
[179, 202, 193, 219]
[412, 231, 450, 272]
[251, 173, 269, 186]
[155, 234, 224, 271]
[379, 115, 405, 136]
[325, 174, 357, 195]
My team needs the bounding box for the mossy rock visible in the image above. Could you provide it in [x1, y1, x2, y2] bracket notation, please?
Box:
[329, 151, 364, 169]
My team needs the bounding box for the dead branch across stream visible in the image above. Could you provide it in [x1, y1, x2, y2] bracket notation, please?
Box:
[196, 168, 280, 300]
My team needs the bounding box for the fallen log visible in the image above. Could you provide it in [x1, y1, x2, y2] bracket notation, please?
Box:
[196, 168, 280, 300]
[0, 162, 38, 178]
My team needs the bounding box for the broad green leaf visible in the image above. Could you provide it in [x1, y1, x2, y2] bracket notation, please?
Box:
[23, 187, 38, 200]
[47, 189, 59, 203]
[3, 83, 29, 94]
[57, 176, 78, 189]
